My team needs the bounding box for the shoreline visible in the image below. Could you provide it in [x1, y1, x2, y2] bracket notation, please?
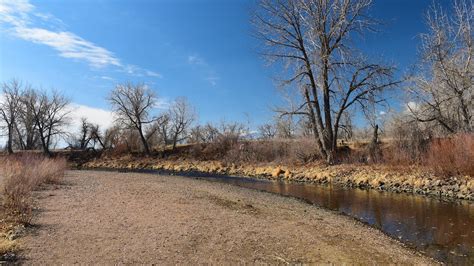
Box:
[81, 156, 474, 201]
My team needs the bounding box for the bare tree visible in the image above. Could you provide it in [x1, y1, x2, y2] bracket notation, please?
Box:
[67, 117, 93, 150]
[145, 113, 170, 150]
[23, 89, 70, 156]
[88, 123, 105, 149]
[338, 110, 354, 142]
[16, 89, 40, 150]
[108, 82, 158, 155]
[189, 122, 219, 143]
[0, 80, 23, 154]
[102, 124, 122, 150]
[255, 0, 399, 163]
[258, 123, 277, 139]
[275, 116, 295, 139]
[168, 97, 196, 151]
[408, 0, 473, 133]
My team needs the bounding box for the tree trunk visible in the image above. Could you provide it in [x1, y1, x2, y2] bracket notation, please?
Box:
[172, 134, 178, 152]
[302, 88, 326, 159]
[368, 124, 379, 163]
[97, 136, 105, 150]
[40, 136, 51, 157]
[138, 128, 150, 155]
[372, 124, 379, 145]
[6, 123, 13, 154]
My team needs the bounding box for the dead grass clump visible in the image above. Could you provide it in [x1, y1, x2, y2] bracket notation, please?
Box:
[36, 157, 68, 184]
[0, 237, 17, 259]
[424, 134, 474, 176]
[0, 155, 67, 225]
[1, 160, 35, 225]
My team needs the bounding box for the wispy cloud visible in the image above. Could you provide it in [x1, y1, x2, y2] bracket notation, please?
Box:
[14, 27, 121, 68]
[0, 0, 161, 77]
[154, 97, 171, 110]
[205, 75, 220, 86]
[188, 55, 206, 66]
[187, 54, 220, 86]
[146, 70, 162, 78]
[98, 75, 115, 81]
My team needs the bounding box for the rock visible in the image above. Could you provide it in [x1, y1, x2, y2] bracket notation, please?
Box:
[1, 252, 17, 262]
[284, 170, 291, 179]
[452, 184, 460, 192]
[467, 180, 474, 192]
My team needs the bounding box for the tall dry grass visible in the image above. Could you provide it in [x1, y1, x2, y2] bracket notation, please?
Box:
[424, 134, 474, 176]
[0, 155, 67, 225]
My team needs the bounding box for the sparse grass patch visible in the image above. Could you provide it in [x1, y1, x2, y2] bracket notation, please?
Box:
[0, 154, 67, 260]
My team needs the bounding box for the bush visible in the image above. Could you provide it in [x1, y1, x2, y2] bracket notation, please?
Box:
[424, 134, 474, 176]
[0, 155, 67, 225]
[1, 160, 35, 224]
[221, 138, 320, 164]
[384, 117, 431, 165]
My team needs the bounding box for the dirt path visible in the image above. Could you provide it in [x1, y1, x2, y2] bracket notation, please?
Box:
[20, 170, 433, 264]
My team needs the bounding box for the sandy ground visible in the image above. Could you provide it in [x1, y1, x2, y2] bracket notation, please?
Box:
[20, 170, 433, 264]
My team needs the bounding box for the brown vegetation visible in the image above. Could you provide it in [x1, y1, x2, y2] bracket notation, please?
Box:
[424, 134, 474, 176]
[0, 155, 67, 260]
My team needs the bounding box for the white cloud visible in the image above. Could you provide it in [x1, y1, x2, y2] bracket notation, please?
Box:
[67, 103, 115, 133]
[405, 101, 419, 113]
[187, 54, 220, 86]
[0, 0, 161, 76]
[14, 27, 121, 68]
[146, 70, 162, 78]
[205, 76, 220, 86]
[154, 97, 171, 110]
[99, 75, 114, 81]
[187, 55, 206, 66]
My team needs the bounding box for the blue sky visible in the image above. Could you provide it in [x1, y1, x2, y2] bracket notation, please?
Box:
[0, 0, 445, 129]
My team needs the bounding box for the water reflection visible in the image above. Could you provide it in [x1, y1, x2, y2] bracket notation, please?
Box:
[195, 175, 474, 264]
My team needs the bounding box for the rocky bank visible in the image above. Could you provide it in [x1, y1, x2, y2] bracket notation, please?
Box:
[82, 155, 474, 201]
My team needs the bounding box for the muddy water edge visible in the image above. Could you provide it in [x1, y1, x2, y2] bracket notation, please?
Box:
[87, 168, 473, 264]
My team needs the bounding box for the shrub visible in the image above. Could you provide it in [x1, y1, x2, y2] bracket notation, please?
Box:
[424, 134, 474, 176]
[1, 160, 35, 224]
[0, 155, 67, 225]
[222, 138, 320, 164]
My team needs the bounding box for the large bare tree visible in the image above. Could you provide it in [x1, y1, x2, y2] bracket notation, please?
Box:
[255, 0, 399, 163]
[16, 89, 40, 150]
[168, 97, 196, 151]
[408, 0, 473, 133]
[108, 82, 158, 155]
[0, 80, 23, 154]
[23, 89, 70, 156]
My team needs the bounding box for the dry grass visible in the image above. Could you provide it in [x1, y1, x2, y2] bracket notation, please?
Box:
[0, 155, 67, 224]
[0, 154, 67, 260]
[424, 134, 474, 176]
[0, 238, 17, 258]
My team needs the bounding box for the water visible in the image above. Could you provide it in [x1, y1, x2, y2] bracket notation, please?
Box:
[112, 169, 474, 264]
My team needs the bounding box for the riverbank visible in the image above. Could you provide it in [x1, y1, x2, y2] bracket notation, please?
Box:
[82, 155, 474, 201]
[19, 170, 432, 264]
